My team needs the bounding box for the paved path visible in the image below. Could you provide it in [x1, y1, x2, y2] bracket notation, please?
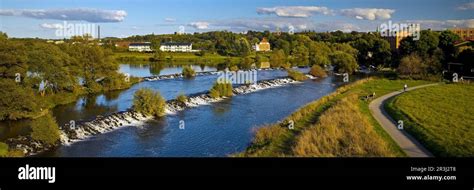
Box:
[369, 83, 439, 157]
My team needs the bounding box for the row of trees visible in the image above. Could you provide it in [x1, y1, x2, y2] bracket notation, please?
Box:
[0, 33, 134, 121]
[397, 30, 473, 78]
[0, 32, 143, 154]
[268, 38, 359, 73]
[120, 29, 472, 77]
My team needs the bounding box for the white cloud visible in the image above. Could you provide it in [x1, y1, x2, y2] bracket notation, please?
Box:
[457, 2, 474, 10]
[210, 17, 362, 33]
[188, 22, 209, 29]
[164, 18, 176, 22]
[406, 19, 474, 29]
[257, 6, 333, 17]
[39, 23, 63, 29]
[340, 8, 395, 20]
[0, 8, 127, 22]
[214, 18, 474, 33]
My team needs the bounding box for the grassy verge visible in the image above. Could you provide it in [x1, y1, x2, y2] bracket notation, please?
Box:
[385, 83, 474, 157]
[113, 51, 243, 64]
[238, 78, 432, 157]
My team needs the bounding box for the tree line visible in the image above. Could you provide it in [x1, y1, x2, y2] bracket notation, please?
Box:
[0, 33, 136, 121]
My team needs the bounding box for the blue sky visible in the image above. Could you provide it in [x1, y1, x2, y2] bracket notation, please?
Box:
[0, 0, 473, 38]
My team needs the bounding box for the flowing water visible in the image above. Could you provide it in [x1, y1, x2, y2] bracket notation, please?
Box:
[2, 63, 347, 157]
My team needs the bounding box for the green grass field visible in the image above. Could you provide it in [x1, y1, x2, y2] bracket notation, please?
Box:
[385, 83, 474, 157]
[238, 78, 432, 157]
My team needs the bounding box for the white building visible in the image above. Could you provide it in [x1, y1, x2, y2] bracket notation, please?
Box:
[159, 42, 196, 52]
[129, 42, 153, 52]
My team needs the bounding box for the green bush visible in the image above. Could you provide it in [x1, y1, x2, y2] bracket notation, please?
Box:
[176, 93, 188, 104]
[30, 114, 61, 145]
[182, 66, 196, 78]
[309, 65, 327, 78]
[101, 73, 136, 91]
[0, 142, 8, 157]
[209, 81, 233, 98]
[287, 69, 308, 81]
[330, 51, 358, 74]
[133, 88, 166, 117]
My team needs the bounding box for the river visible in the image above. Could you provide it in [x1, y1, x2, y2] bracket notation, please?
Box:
[3, 63, 346, 157]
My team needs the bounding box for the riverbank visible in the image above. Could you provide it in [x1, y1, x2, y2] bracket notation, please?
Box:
[238, 78, 432, 157]
[113, 52, 249, 64]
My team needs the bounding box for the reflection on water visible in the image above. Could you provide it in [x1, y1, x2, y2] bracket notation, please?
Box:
[0, 120, 31, 141]
[119, 63, 218, 77]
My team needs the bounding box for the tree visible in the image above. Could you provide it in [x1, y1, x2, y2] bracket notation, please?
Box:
[255, 55, 263, 68]
[0, 38, 28, 80]
[240, 56, 254, 70]
[398, 53, 425, 76]
[330, 51, 359, 74]
[291, 44, 309, 66]
[331, 43, 358, 57]
[274, 39, 291, 55]
[269, 49, 286, 68]
[182, 65, 196, 78]
[133, 88, 166, 117]
[0, 79, 44, 120]
[309, 65, 327, 78]
[349, 34, 391, 67]
[237, 38, 251, 57]
[308, 42, 331, 66]
[101, 72, 134, 91]
[399, 30, 439, 58]
[371, 38, 392, 67]
[209, 81, 233, 98]
[65, 44, 117, 92]
[153, 50, 166, 61]
[0, 32, 7, 40]
[30, 114, 61, 145]
[26, 42, 78, 93]
[439, 30, 461, 62]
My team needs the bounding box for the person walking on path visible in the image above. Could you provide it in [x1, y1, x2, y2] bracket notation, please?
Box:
[403, 84, 408, 92]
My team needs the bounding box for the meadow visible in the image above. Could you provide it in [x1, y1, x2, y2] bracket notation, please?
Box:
[385, 83, 474, 157]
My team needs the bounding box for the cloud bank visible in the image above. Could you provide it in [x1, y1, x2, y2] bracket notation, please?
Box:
[39, 23, 64, 29]
[339, 8, 395, 20]
[457, 2, 474, 10]
[188, 22, 210, 29]
[257, 6, 333, 17]
[0, 8, 127, 22]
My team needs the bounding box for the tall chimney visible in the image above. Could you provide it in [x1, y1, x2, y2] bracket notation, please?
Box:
[98, 25, 101, 41]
